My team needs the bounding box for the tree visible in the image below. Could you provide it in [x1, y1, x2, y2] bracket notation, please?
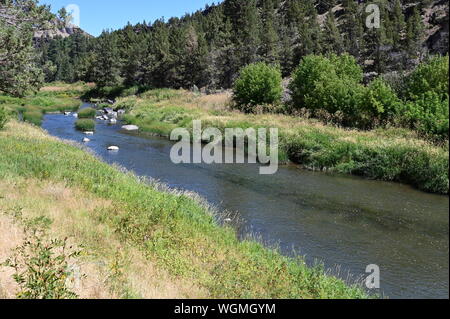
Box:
[0, 0, 53, 96]
[406, 6, 424, 59]
[259, 0, 279, 64]
[92, 31, 122, 87]
[322, 9, 344, 54]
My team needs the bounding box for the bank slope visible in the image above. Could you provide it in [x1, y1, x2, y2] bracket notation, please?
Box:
[0, 120, 368, 299]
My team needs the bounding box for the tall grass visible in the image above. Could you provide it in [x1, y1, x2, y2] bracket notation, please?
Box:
[0, 121, 369, 299]
[75, 119, 96, 131]
[107, 88, 449, 194]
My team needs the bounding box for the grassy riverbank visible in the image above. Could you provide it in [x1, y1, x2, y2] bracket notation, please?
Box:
[0, 120, 368, 299]
[100, 87, 448, 194]
[0, 82, 90, 126]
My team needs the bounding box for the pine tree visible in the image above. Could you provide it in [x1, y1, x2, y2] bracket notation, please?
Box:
[406, 6, 424, 60]
[322, 9, 344, 54]
[0, 0, 53, 96]
[391, 0, 406, 50]
[259, 0, 279, 64]
[92, 31, 122, 87]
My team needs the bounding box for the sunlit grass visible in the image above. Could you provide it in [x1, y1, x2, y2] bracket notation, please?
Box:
[0, 120, 369, 299]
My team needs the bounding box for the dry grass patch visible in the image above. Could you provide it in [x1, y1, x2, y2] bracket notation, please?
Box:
[0, 177, 206, 299]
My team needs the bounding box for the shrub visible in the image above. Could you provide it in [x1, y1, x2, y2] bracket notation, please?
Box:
[0, 106, 8, 129]
[400, 92, 449, 140]
[78, 107, 96, 119]
[233, 62, 282, 112]
[75, 119, 96, 131]
[364, 78, 402, 122]
[2, 213, 81, 299]
[23, 110, 43, 126]
[290, 54, 365, 114]
[405, 55, 449, 101]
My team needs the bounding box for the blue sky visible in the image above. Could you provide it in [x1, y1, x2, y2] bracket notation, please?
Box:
[40, 0, 221, 36]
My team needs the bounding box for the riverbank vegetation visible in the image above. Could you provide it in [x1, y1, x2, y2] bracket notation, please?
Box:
[0, 120, 368, 299]
[0, 82, 88, 126]
[84, 73, 448, 195]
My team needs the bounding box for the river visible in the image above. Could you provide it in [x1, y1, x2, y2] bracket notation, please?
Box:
[42, 105, 449, 299]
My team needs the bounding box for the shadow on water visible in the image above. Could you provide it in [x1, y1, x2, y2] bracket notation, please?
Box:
[43, 105, 449, 299]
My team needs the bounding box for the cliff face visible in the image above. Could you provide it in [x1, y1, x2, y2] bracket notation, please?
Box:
[33, 20, 91, 41]
[424, 0, 449, 55]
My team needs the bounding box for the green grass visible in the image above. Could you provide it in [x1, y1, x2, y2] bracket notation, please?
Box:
[78, 107, 97, 119]
[99, 87, 449, 194]
[75, 119, 96, 132]
[0, 120, 369, 299]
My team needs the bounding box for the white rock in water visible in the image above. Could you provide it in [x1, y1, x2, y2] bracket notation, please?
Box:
[82, 138, 90, 143]
[108, 146, 119, 151]
[109, 118, 117, 124]
[84, 131, 94, 135]
[64, 112, 71, 116]
[73, 113, 78, 118]
[121, 125, 139, 131]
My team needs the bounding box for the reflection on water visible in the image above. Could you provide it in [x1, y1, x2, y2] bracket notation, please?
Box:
[43, 107, 449, 299]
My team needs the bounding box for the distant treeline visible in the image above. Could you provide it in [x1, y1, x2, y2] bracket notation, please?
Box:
[37, 0, 444, 89]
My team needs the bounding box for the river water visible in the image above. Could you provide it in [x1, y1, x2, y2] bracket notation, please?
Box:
[43, 107, 449, 299]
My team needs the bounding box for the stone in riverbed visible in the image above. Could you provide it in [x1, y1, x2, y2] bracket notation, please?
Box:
[82, 138, 90, 143]
[84, 131, 94, 135]
[109, 118, 117, 124]
[64, 112, 71, 116]
[121, 125, 139, 131]
[108, 146, 119, 151]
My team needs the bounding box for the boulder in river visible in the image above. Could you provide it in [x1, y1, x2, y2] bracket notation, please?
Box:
[73, 113, 78, 118]
[108, 146, 119, 151]
[84, 131, 94, 135]
[104, 107, 114, 114]
[82, 138, 90, 143]
[64, 112, 71, 116]
[109, 118, 117, 124]
[121, 125, 139, 131]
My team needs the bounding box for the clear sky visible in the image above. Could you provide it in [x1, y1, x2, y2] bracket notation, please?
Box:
[40, 0, 221, 36]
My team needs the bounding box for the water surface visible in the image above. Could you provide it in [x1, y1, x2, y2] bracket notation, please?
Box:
[43, 108, 449, 299]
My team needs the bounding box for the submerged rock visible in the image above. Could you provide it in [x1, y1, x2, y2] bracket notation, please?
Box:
[121, 125, 139, 131]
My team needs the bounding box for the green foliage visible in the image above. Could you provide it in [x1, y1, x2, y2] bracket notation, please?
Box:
[405, 55, 449, 101]
[78, 107, 96, 119]
[290, 54, 369, 125]
[365, 78, 402, 121]
[0, 105, 8, 129]
[401, 92, 449, 140]
[75, 119, 96, 131]
[0, 0, 52, 96]
[2, 210, 81, 299]
[233, 62, 282, 111]
[23, 110, 43, 126]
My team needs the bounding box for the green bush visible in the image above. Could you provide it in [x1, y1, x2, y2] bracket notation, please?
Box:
[364, 78, 402, 122]
[233, 62, 282, 112]
[75, 119, 96, 131]
[405, 55, 449, 101]
[0, 106, 8, 129]
[400, 92, 449, 140]
[289, 54, 373, 127]
[290, 54, 364, 112]
[78, 107, 96, 119]
[23, 110, 43, 126]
